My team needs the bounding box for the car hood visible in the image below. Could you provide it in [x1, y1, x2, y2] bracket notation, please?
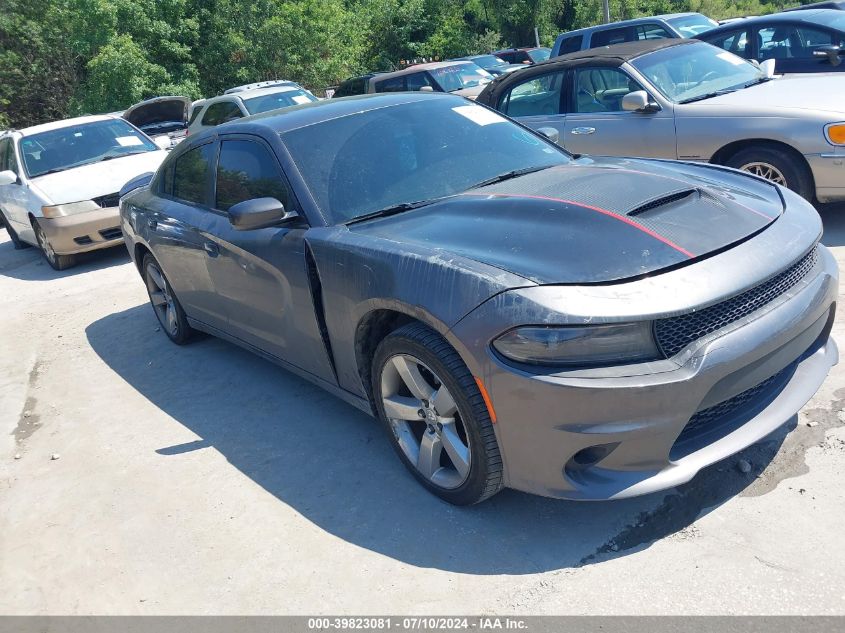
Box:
[696, 75, 845, 114]
[123, 96, 191, 130]
[30, 151, 167, 204]
[349, 157, 784, 284]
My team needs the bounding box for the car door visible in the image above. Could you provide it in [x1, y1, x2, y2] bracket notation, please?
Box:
[497, 70, 568, 139]
[0, 137, 36, 240]
[562, 66, 677, 158]
[147, 141, 229, 331]
[202, 135, 336, 382]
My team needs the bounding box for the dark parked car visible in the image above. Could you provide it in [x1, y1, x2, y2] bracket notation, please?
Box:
[697, 9, 845, 73]
[492, 47, 551, 64]
[551, 12, 718, 56]
[120, 92, 837, 505]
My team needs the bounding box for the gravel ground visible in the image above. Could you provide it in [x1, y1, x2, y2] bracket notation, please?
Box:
[0, 206, 844, 615]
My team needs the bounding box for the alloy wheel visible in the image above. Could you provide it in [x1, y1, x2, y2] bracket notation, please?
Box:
[739, 161, 788, 187]
[34, 222, 57, 266]
[145, 262, 179, 337]
[380, 354, 471, 489]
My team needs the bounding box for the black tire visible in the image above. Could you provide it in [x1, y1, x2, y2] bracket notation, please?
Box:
[32, 218, 75, 270]
[724, 145, 813, 201]
[142, 253, 195, 345]
[1, 209, 31, 250]
[371, 322, 504, 505]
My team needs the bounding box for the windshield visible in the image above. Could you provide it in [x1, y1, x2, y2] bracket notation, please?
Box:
[281, 97, 570, 224]
[631, 42, 764, 103]
[429, 64, 493, 92]
[243, 89, 318, 115]
[666, 14, 719, 37]
[805, 11, 845, 30]
[527, 48, 551, 62]
[470, 55, 508, 70]
[20, 119, 157, 178]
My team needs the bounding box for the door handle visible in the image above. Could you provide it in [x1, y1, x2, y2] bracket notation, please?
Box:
[570, 127, 596, 135]
[203, 241, 219, 257]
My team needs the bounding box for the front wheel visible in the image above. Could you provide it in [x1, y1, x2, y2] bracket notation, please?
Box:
[142, 253, 195, 345]
[725, 146, 813, 201]
[372, 323, 503, 505]
[32, 219, 75, 270]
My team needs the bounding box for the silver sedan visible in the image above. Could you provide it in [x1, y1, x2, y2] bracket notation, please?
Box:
[476, 39, 845, 203]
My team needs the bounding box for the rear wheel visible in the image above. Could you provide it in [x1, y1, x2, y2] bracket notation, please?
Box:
[32, 219, 75, 270]
[725, 146, 813, 201]
[372, 322, 503, 505]
[142, 253, 194, 345]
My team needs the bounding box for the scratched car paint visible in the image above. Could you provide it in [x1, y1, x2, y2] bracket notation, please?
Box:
[119, 92, 838, 505]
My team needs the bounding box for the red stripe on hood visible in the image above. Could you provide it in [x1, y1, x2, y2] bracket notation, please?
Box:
[461, 192, 695, 258]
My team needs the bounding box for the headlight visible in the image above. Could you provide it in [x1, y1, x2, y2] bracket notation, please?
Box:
[825, 123, 845, 146]
[492, 323, 659, 367]
[41, 200, 99, 218]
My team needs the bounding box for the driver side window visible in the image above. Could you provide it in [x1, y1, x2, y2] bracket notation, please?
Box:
[215, 140, 290, 212]
[573, 68, 644, 113]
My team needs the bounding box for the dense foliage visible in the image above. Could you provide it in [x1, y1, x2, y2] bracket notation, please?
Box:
[0, 0, 802, 128]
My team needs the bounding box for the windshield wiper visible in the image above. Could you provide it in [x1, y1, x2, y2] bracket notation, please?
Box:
[346, 199, 440, 225]
[678, 88, 740, 104]
[467, 164, 553, 190]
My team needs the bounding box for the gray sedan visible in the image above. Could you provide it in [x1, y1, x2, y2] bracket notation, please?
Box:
[119, 92, 837, 504]
[477, 39, 845, 203]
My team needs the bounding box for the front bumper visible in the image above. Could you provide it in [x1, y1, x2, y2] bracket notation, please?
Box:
[449, 211, 837, 500]
[806, 152, 845, 203]
[39, 206, 123, 255]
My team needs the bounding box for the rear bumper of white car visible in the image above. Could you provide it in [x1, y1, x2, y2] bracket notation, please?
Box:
[39, 206, 123, 255]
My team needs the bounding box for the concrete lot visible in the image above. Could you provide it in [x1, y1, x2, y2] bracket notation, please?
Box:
[1, 206, 844, 615]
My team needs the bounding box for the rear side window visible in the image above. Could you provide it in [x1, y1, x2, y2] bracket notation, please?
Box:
[702, 29, 750, 57]
[215, 140, 289, 211]
[172, 143, 214, 205]
[187, 105, 203, 126]
[336, 77, 367, 97]
[559, 36, 583, 55]
[0, 138, 14, 173]
[591, 27, 630, 47]
[374, 76, 406, 92]
[499, 72, 565, 117]
[201, 101, 243, 126]
[636, 24, 673, 40]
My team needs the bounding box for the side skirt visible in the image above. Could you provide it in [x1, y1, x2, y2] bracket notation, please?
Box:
[187, 317, 375, 417]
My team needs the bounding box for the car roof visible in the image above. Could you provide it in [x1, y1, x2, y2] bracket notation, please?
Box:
[493, 47, 549, 53]
[549, 38, 694, 65]
[556, 12, 702, 38]
[783, 1, 845, 10]
[701, 9, 840, 32]
[235, 85, 306, 100]
[373, 61, 474, 80]
[18, 114, 118, 137]
[187, 92, 464, 143]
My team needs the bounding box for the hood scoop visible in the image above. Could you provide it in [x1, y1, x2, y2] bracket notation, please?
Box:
[627, 188, 699, 217]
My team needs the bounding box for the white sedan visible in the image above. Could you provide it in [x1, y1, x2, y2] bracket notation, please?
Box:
[0, 115, 166, 270]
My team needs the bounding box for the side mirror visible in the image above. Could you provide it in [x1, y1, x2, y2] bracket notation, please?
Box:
[622, 90, 659, 113]
[813, 45, 842, 67]
[227, 197, 298, 231]
[418, 85, 434, 92]
[759, 58, 778, 77]
[0, 170, 18, 186]
[536, 127, 560, 144]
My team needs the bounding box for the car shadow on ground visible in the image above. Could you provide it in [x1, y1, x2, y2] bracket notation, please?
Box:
[86, 304, 793, 575]
[0, 237, 130, 280]
[819, 203, 845, 248]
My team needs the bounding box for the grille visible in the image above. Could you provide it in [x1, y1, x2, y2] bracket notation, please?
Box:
[99, 227, 123, 240]
[655, 247, 818, 357]
[93, 192, 120, 208]
[675, 367, 791, 448]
